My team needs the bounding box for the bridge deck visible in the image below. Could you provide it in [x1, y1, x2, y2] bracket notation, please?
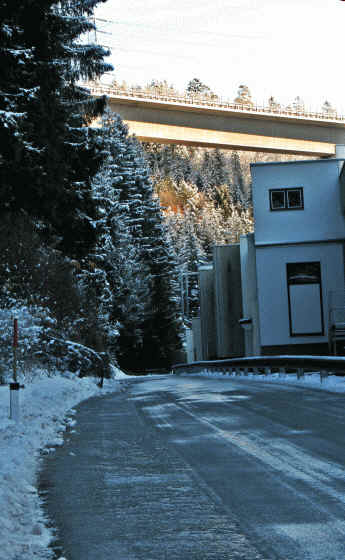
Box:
[90, 86, 345, 156]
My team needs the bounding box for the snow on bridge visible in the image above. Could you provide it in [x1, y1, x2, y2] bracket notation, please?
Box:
[90, 84, 345, 157]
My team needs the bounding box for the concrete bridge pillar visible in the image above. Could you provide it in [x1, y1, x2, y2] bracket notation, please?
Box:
[336, 145, 345, 158]
[335, 145, 345, 173]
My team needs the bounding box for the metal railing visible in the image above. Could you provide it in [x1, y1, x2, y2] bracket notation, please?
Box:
[172, 355, 345, 381]
[88, 84, 345, 123]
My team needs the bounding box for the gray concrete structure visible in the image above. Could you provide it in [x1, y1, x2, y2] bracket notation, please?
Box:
[213, 245, 244, 358]
[106, 93, 345, 156]
[192, 318, 202, 361]
[239, 233, 261, 356]
[336, 145, 345, 158]
[198, 265, 217, 360]
[185, 328, 194, 363]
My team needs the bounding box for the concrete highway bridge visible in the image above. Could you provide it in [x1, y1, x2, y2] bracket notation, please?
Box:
[90, 85, 345, 157]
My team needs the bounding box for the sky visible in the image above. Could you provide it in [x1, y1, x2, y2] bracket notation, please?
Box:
[94, 0, 345, 113]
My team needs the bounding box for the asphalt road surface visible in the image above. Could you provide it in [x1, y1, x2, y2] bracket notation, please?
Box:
[40, 375, 345, 560]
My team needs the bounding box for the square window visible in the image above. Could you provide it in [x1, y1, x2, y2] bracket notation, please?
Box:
[287, 188, 303, 209]
[270, 190, 285, 210]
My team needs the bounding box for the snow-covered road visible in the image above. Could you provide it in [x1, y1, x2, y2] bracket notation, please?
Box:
[40, 374, 345, 560]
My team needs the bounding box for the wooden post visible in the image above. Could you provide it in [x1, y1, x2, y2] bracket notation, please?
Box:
[13, 318, 18, 383]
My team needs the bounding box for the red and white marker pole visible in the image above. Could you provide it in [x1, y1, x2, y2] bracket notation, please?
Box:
[10, 318, 20, 421]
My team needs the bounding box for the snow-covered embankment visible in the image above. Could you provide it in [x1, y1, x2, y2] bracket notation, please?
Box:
[0, 368, 126, 560]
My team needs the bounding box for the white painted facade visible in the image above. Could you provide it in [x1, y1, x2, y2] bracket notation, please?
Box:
[249, 157, 345, 352]
[256, 243, 345, 347]
[252, 159, 345, 247]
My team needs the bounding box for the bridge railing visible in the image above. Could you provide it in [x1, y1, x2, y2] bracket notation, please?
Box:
[87, 84, 345, 123]
[172, 355, 345, 381]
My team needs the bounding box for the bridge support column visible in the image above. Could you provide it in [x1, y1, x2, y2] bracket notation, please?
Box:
[336, 145, 345, 158]
[335, 145, 345, 173]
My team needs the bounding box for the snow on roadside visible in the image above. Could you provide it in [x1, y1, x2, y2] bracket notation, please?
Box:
[0, 367, 127, 560]
[199, 369, 345, 393]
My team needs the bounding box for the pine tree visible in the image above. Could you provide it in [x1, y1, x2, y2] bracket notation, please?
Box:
[186, 78, 211, 95]
[0, 1, 39, 211]
[230, 151, 246, 205]
[91, 111, 151, 368]
[180, 211, 206, 318]
[92, 111, 183, 370]
[0, 0, 112, 258]
[131, 138, 184, 368]
[213, 184, 234, 220]
[200, 150, 212, 190]
[213, 149, 229, 186]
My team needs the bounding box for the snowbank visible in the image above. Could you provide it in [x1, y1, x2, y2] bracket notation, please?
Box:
[200, 369, 345, 393]
[0, 367, 126, 560]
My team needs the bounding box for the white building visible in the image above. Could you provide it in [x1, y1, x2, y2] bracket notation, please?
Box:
[242, 156, 345, 355]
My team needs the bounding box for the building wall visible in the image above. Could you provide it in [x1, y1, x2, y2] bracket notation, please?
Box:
[252, 159, 345, 246]
[192, 318, 202, 361]
[199, 266, 217, 360]
[240, 233, 261, 356]
[213, 245, 244, 357]
[256, 242, 345, 348]
[185, 328, 194, 363]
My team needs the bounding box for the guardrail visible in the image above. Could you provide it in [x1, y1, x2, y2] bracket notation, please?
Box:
[172, 355, 345, 381]
[88, 85, 345, 123]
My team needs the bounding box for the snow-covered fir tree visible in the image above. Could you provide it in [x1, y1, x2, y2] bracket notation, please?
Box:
[0, 1, 39, 212]
[92, 111, 183, 370]
[129, 137, 184, 369]
[230, 151, 247, 205]
[0, 1, 120, 379]
[91, 112, 151, 369]
[0, 0, 112, 258]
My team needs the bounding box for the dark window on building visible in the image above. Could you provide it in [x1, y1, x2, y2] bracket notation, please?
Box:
[270, 187, 303, 211]
[286, 261, 324, 337]
[287, 188, 303, 209]
[270, 190, 285, 210]
[287, 261, 321, 285]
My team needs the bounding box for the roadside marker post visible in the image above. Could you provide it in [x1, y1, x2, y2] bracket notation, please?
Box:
[10, 318, 20, 422]
[13, 317, 18, 382]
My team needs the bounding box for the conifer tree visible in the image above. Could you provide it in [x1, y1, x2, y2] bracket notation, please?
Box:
[91, 112, 150, 368]
[213, 149, 229, 186]
[93, 112, 183, 370]
[0, 0, 112, 258]
[179, 211, 205, 318]
[186, 78, 211, 95]
[230, 151, 246, 205]
[130, 138, 184, 368]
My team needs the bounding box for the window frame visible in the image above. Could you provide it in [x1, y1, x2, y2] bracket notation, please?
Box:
[269, 187, 304, 211]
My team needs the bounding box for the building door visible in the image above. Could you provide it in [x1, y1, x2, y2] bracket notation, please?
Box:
[286, 262, 324, 336]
